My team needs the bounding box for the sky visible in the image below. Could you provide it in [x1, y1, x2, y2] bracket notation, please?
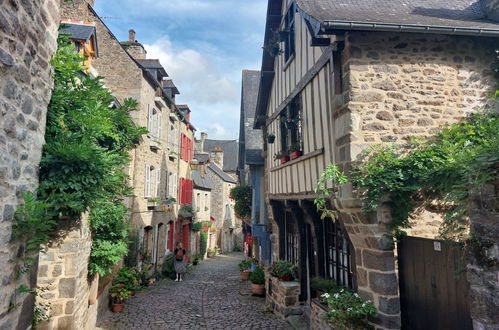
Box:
[93, 0, 268, 140]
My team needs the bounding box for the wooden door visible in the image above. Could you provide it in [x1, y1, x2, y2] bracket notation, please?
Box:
[398, 236, 471, 330]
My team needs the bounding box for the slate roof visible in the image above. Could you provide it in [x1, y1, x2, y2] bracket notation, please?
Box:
[195, 153, 210, 164]
[203, 139, 239, 172]
[192, 169, 214, 190]
[239, 70, 263, 168]
[163, 80, 180, 95]
[207, 163, 237, 184]
[136, 59, 168, 77]
[62, 23, 96, 41]
[297, 0, 499, 33]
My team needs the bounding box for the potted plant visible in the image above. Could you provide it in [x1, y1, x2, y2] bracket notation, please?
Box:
[113, 267, 142, 296]
[269, 260, 296, 281]
[238, 259, 253, 280]
[249, 266, 265, 296]
[192, 254, 200, 265]
[289, 143, 302, 160]
[109, 285, 130, 313]
[322, 289, 377, 329]
[207, 248, 217, 258]
[274, 151, 290, 164]
[265, 133, 276, 144]
[263, 30, 283, 57]
[311, 276, 340, 301]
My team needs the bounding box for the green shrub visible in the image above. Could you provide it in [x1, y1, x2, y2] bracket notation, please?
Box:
[238, 259, 252, 272]
[113, 267, 142, 292]
[229, 185, 252, 220]
[269, 260, 296, 281]
[322, 289, 377, 329]
[249, 267, 265, 284]
[162, 256, 176, 280]
[310, 276, 340, 293]
[199, 232, 208, 257]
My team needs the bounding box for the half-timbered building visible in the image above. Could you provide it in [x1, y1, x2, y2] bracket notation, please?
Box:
[254, 0, 499, 328]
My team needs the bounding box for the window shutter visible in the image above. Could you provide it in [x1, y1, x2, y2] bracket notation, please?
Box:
[158, 113, 162, 139]
[147, 106, 152, 134]
[145, 165, 151, 197]
[156, 169, 161, 197]
[173, 173, 178, 200]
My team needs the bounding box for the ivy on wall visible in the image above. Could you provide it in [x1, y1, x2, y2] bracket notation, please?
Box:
[13, 33, 147, 278]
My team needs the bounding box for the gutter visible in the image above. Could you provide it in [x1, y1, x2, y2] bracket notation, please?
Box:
[321, 20, 499, 37]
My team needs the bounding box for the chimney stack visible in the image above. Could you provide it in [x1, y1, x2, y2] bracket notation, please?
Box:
[211, 146, 224, 169]
[129, 29, 136, 43]
[201, 132, 208, 151]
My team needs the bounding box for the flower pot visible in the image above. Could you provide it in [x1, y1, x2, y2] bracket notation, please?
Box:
[240, 270, 251, 281]
[266, 135, 275, 144]
[290, 151, 302, 160]
[207, 252, 213, 258]
[112, 303, 124, 313]
[250, 283, 265, 296]
[130, 291, 136, 296]
[280, 156, 290, 164]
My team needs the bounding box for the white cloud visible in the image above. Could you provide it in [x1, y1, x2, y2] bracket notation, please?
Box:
[144, 39, 241, 139]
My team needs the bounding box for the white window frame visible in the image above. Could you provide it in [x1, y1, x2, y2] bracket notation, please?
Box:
[145, 165, 152, 197]
[156, 168, 161, 198]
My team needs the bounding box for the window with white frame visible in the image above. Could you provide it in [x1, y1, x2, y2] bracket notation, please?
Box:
[168, 122, 177, 150]
[147, 106, 162, 138]
[155, 168, 161, 198]
[168, 172, 177, 199]
[145, 165, 153, 197]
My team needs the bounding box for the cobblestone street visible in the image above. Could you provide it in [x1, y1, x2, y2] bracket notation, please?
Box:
[98, 253, 291, 329]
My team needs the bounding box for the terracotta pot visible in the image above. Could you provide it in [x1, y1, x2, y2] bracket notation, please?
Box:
[130, 291, 136, 296]
[290, 151, 302, 160]
[240, 270, 251, 281]
[251, 283, 265, 296]
[280, 156, 290, 164]
[112, 303, 124, 313]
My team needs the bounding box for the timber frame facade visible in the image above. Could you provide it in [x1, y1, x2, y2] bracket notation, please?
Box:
[255, 0, 499, 329]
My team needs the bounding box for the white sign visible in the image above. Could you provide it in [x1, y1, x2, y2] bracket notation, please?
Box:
[434, 241, 441, 251]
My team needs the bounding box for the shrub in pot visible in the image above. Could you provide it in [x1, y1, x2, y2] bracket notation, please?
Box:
[109, 285, 130, 313]
[269, 260, 296, 281]
[249, 266, 265, 296]
[266, 133, 276, 144]
[238, 259, 253, 280]
[273, 151, 290, 164]
[289, 143, 302, 160]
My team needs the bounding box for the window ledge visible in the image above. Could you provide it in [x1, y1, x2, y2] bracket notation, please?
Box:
[270, 148, 324, 172]
[283, 53, 295, 71]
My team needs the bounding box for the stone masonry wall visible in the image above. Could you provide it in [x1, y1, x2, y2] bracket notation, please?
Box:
[265, 272, 301, 319]
[332, 31, 496, 329]
[467, 173, 499, 329]
[36, 215, 99, 330]
[0, 0, 60, 329]
[310, 299, 331, 330]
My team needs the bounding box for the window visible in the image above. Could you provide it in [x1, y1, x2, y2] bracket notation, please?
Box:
[179, 178, 193, 205]
[325, 220, 353, 289]
[147, 106, 162, 138]
[283, 2, 295, 62]
[144, 165, 155, 197]
[280, 95, 302, 154]
[156, 168, 161, 198]
[196, 193, 201, 210]
[181, 134, 193, 162]
[168, 123, 177, 150]
[168, 172, 177, 199]
[285, 214, 299, 265]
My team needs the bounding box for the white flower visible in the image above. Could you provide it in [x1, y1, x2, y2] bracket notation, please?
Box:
[321, 293, 330, 299]
[331, 309, 336, 313]
[362, 303, 366, 308]
[334, 293, 340, 299]
[354, 293, 359, 298]
[347, 308, 353, 312]
[340, 289, 344, 293]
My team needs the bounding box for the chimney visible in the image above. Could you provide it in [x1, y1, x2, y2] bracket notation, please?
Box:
[201, 132, 208, 151]
[129, 29, 136, 43]
[484, 0, 499, 21]
[211, 146, 224, 169]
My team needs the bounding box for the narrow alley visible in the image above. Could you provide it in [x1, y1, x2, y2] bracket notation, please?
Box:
[98, 254, 291, 330]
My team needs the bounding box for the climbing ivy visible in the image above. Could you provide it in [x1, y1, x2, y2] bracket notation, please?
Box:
[229, 185, 252, 220]
[313, 164, 348, 221]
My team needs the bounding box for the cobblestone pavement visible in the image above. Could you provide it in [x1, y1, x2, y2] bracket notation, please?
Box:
[98, 253, 291, 330]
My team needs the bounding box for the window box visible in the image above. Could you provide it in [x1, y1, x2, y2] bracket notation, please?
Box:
[290, 151, 302, 160]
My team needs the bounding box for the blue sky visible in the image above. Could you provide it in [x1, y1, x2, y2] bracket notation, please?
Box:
[94, 0, 268, 140]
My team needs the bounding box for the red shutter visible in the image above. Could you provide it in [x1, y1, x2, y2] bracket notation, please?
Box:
[188, 180, 193, 204]
[181, 134, 185, 161]
[168, 222, 174, 251]
[179, 178, 185, 204]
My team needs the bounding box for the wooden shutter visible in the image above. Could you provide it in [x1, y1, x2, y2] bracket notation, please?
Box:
[147, 106, 153, 134]
[145, 165, 151, 197]
[157, 112, 162, 139]
[156, 169, 161, 197]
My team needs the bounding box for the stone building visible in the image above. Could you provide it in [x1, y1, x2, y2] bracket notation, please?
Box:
[198, 135, 242, 252]
[0, 1, 60, 329]
[237, 70, 271, 263]
[254, 0, 499, 329]
[33, 1, 187, 328]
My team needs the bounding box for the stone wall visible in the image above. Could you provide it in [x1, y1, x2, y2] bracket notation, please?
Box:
[467, 173, 499, 330]
[331, 32, 497, 329]
[36, 215, 99, 330]
[310, 299, 331, 330]
[0, 0, 60, 328]
[265, 272, 302, 319]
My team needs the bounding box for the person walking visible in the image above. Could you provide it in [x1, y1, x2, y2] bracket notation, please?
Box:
[174, 242, 186, 281]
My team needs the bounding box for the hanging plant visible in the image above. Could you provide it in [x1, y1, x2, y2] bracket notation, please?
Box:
[263, 30, 283, 57]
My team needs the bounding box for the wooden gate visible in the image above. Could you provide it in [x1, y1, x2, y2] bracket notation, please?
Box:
[397, 236, 472, 330]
